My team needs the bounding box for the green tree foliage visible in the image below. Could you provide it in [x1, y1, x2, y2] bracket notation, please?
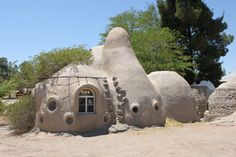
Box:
[158, 0, 234, 85]
[0, 57, 18, 97]
[132, 28, 191, 74]
[0, 57, 17, 81]
[100, 8, 139, 42]
[11, 61, 37, 89]
[0, 46, 92, 98]
[33, 46, 91, 79]
[100, 4, 192, 75]
[0, 79, 16, 97]
[0, 57, 9, 80]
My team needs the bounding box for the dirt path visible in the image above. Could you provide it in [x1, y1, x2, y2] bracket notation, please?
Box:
[0, 116, 236, 157]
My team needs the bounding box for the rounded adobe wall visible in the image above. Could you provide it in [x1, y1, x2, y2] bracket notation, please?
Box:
[35, 65, 112, 133]
[102, 27, 165, 127]
[207, 82, 236, 121]
[148, 71, 200, 123]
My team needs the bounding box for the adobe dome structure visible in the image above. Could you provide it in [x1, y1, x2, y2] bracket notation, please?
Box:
[34, 27, 200, 133]
[148, 71, 200, 123]
[221, 72, 236, 83]
[191, 81, 215, 118]
[207, 82, 236, 121]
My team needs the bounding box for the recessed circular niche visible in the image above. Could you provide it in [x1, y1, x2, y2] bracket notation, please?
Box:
[104, 116, 109, 123]
[132, 106, 139, 113]
[154, 105, 159, 111]
[47, 100, 57, 112]
[66, 117, 74, 125]
[39, 116, 43, 123]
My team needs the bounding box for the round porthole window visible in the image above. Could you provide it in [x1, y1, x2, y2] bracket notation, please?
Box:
[47, 100, 57, 112]
[132, 106, 139, 113]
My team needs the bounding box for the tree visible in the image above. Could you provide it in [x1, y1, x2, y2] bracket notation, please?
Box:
[0, 46, 92, 98]
[100, 8, 139, 42]
[12, 61, 37, 89]
[132, 28, 191, 74]
[100, 4, 192, 75]
[158, 0, 234, 85]
[33, 46, 92, 79]
[0, 57, 9, 80]
[0, 57, 17, 81]
[0, 57, 18, 97]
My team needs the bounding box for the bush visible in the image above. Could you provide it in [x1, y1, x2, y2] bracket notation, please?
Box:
[0, 101, 6, 114]
[6, 96, 36, 131]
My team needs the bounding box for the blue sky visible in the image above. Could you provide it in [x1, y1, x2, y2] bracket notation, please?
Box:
[0, 0, 235, 73]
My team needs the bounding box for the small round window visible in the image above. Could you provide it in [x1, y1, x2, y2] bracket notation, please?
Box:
[47, 100, 57, 112]
[132, 106, 139, 113]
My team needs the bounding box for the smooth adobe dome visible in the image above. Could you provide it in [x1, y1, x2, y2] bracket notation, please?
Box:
[218, 82, 236, 89]
[221, 72, 236, 83]
[104, 27, 131, 49]
[148, 71, 200, 123]
[102, 27, 165, 127]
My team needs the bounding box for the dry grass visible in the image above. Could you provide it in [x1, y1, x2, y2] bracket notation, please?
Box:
[165, 118, 183, 127]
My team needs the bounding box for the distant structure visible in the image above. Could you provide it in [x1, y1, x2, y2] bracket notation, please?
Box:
[34, 27, 199, 133]
[191, 81, 215, 118]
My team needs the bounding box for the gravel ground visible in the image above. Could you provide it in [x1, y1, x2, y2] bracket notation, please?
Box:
[0, 115, 236, 157]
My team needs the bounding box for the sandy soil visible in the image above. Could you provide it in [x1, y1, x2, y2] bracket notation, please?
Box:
[0, 115, 236, 157]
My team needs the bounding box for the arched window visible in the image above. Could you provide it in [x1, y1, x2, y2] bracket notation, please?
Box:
[79, 89, 95, 113]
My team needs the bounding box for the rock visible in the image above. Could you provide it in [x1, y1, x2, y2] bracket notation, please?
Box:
[108, 123, 129, 133]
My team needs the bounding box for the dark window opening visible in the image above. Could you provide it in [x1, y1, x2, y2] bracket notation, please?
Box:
[47, 100, 57, 112]
[79, 88, 95, 114]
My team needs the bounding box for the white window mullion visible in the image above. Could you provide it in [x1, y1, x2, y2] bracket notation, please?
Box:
[85, 97, 87, 113]
[79, 89, 95, 114]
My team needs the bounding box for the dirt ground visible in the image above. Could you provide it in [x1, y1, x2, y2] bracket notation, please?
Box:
[1, 114, 236, 157]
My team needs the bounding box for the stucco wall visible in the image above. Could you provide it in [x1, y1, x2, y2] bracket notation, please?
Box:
[35, 65, 113, 133]
[207, 82, 236, 121]
[148, 71, 200, 123]
[101, 27, 165, 127]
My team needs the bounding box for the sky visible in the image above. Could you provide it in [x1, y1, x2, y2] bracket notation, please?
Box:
[0, 0, 235, 74]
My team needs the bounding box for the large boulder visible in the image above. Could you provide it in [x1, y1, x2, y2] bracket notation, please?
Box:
[207, 82, 236, 121]
[148, 71, 200, 122]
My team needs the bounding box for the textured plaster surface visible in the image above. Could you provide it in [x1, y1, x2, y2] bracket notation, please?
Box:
[101, 27, 165, 127]
[207, 82, 236, 121]
[35, 27, 166, 132]
[35, 64, 111, 132]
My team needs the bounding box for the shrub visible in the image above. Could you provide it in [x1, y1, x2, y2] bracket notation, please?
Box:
[6, 96, 36, 131]
[0, 101, 6, 114]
